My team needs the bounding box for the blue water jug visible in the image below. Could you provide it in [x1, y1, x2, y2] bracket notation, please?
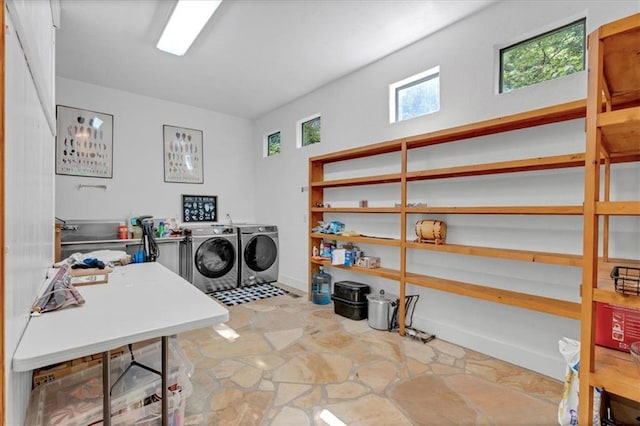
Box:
[312, 266, 332, 305]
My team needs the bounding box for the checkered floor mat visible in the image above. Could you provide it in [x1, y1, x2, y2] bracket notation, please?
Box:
[208, 283, 289, 306]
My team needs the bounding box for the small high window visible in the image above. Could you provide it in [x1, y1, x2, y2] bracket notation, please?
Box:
[389, 66, 440, 123]
[265, 131, 280, 157]
[297, 114, 321, 148]
[500, 18, 585, 93]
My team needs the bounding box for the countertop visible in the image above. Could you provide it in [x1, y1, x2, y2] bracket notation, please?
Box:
[13, 262, 228, 371]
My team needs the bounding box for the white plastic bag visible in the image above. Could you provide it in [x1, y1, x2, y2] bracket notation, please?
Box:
[558, 337, 601, 425]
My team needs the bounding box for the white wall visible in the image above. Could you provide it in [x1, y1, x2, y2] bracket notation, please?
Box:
[55, 78, 255, 225]
[4, 3, 56, 425]
[252, 1, 640, 379]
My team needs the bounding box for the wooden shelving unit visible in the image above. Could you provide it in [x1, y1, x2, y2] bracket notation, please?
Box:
[310, 258, 401, 281]
[311, 173, 402, 188]
[404, 205, 584, 215]
[404, 272, 581, 320]
[310, 233, 401, 247]
[404, 152, 585, 180]
[310, 207, 401, 214]
[579, 13, 640, 424]
[309, 98, 588, 334]
[405, 241, 582, 267]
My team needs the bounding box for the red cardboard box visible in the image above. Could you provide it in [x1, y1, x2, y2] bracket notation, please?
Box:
[595, 302, 640, 352]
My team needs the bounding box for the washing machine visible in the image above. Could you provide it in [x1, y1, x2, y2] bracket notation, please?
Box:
[237, 224, 279, 286]
[182, 225, 239, 293]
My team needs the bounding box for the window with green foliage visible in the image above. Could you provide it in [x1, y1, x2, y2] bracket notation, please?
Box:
[500, 19, 585, 93]
[266, 131, 280, 156]
[389, 66, 440, 123]
[300, 115, 321, 147]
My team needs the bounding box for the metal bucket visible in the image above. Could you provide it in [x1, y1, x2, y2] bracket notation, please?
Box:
[367, 290, 396, 330]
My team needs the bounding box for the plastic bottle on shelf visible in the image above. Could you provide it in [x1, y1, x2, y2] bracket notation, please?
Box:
[118, 223, 128, 240]
[311, 266, 332, 305]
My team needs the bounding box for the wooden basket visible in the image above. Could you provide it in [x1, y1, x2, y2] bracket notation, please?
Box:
[415, 220, 446, 244]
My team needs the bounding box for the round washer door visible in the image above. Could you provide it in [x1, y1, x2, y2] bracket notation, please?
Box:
[244, 235, 277, 272]
[195, 238, 236, 278]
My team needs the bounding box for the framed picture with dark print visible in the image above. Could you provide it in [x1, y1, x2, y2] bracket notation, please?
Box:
[182, 194, 217, 222]
[56, 105, 114, 178]
[163, 125, 203, 183]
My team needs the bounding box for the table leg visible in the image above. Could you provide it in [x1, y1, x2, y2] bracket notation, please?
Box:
[162, 336, 168, 426]
[102, 350, 111, 426]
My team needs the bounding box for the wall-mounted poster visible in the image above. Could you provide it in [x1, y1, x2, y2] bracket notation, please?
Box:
[56, 105, 113, 178]
[164, 125, 203, 184]
[182, 194, 217, 222]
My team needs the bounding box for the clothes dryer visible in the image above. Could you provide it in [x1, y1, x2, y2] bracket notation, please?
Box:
[182, 225, 239, 293]
[237, 225, 279, 286]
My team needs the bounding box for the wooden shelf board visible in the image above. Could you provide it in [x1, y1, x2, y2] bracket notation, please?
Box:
[581, 15, 640, 423]
[405, 153, 585, 181]
[590, 346, 640, 402]
[404, 205, 583, 215]
[311, 258, 401, 280]
[601, 15, 640, 107]
[593, 259, 640, 308]
[309, 139, 403, 164]
[310, 233, 401, 247]
[404, 100, 586, 149]
[405, 272, 580, 319]
[598, 107, 640, 156]
[595, 201, 640, 215]
[311, 173, 402, 188]
[600, 12, 640, 38]
[311, 207, 401, 213]
[405, 241, 582, 267]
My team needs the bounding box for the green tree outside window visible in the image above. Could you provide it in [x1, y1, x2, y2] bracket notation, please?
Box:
[501, 19, 585, 93]
[267, 132, 280, 156]
[302, 117, 321, 146]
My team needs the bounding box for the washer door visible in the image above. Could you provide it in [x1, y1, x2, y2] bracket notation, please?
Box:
[244, 235, 277, 272]
[195, 238, 236, 278]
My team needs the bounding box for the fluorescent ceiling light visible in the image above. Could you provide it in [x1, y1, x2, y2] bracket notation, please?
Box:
[157, 0, 222, 56]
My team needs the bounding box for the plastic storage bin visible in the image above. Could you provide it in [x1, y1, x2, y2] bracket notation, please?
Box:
[333, 281, 370, 302]
[25, 339, 192, 426]
[331, 297, 368, 321]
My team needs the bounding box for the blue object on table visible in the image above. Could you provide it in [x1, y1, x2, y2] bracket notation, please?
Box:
[83, 258, 105, 269]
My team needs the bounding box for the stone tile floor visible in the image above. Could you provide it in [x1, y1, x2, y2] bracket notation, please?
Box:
[178, 284, 562, 425]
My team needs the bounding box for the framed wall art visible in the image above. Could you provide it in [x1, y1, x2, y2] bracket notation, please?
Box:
[56, 105, 114, 178]
[163, 125, 203, 184]
[182, 194, 217, 222]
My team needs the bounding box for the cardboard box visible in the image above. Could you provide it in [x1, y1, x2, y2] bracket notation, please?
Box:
[595, 302, 640, 352]
[356, 256, 380, 269]
[32, 345, 129, 388]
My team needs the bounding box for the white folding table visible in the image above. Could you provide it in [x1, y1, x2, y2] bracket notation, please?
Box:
[13, 262, 229, 426]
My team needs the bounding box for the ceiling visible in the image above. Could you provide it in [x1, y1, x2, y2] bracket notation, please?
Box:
[56, 0, 498, 119]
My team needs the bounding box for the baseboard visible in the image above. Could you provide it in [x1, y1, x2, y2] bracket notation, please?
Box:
[409, 314, 566, 381]
[277, 274, 307, 293]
